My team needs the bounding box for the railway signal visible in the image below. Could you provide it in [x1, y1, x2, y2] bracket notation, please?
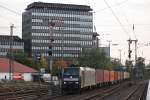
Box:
[48, 45, 52, 56]
[35, 52, 41, 61]
[128, 50, 132, 58]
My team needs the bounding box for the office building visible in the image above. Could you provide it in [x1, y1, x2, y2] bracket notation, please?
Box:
[22, 2, 98, 61]
[0, 35, 24, 57]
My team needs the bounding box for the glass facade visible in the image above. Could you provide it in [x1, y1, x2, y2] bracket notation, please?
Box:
[22, 2, 98, 60]
[0, 36, 24, 57]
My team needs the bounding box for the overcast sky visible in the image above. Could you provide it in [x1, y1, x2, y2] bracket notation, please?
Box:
[0, 0, 150, 64]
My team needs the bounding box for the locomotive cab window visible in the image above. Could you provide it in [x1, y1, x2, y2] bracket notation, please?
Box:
[63, 68, 79, 75]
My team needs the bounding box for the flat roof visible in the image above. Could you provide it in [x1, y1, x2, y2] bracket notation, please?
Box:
[26, 2, 92, 11]
[0, 35, 23, 42]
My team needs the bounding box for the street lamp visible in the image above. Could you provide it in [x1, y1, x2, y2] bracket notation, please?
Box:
[110, 43, 121, 63]
[109, 43, 122, 63]
[107, 40, 112, 58]
[107, 40, 112, 47]
[118, 49, 122, 64]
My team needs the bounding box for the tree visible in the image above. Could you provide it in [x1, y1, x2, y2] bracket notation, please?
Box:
[134, 57, 145, 79]
[111, 58, 123, 70]
[145, 63, 150, 79]
[125, 60, 133, 72]
[78, 48, 112, 69]
[52, 60, 67, 76]
[39, 54, 48, 68]
[147, 63, 150, 68]
[7, 51, 43, 70]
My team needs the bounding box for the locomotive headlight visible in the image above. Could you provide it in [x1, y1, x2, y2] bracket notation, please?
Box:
[75, 82, 79, 84]
[64, 82, 66, 84]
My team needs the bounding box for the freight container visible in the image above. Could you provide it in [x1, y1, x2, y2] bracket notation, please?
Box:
[95, 69, 104, 85]
[120, 71, 124, 80]
[127, 72, 130, 79]
[103, 70, 110, 83]
[114, 71, 118, 82]
[80, 67, 96, 88]
[123, 72, 130, 80]
[123, 72, 125, 79]
[123, 72, 127, 80]
[109, 70, 115, 83]
[118, 71, 121, 81]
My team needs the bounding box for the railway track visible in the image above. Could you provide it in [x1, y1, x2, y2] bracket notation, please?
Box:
[49, 81, 130, 100]
[83, 82, 130, 100]
[82, 84, 122, 100]
[0, 87, 49, 100]
[92, 80, 148, 100]
[123, 81, 148, 100]
[0, 83, 56, 100]
[0, 81, 146, 100]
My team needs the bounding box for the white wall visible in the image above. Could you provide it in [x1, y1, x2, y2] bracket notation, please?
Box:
[0, 73, 10, 80]
[23, 73, 33, 81]
[0, 73, 33, 81]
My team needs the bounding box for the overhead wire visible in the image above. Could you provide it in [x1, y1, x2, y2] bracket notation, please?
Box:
[0, 26, 10, 29]
[0, 26, 21, 29]
[114, 1, 138, 40]
[132, 24, 138, 40]
[0, 4, 21, 16]
[95, 24, 150, 27]
[0, 2, 22, 36]
[103, 0, 131, 38]
[93, 0, 129, 13]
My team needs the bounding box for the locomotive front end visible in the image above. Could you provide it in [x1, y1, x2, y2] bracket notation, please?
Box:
[62, 67, 80, 92]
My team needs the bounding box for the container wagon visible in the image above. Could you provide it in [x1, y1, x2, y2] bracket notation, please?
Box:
[117, 71, 121, 82]
[120, 71, 124, 81]
[109, 70, 115, 85]
[126, 72, 130, 79]
[114, 71, 118, 83]
[81, 67, 96, 88]
[96, 69, 104, 87]
[103, 70, 110, 85]
[124, 72, 129, 80]
[61, 67, 130, 94]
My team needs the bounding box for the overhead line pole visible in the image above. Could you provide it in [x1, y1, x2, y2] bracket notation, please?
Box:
[127, 39, 138, 79]
[132, 24, 138, 64]
[9, 24, 14, 80]
[134, 40, 138, 64]
[128, 39, 138, 64]
[128, 39, 132, 61]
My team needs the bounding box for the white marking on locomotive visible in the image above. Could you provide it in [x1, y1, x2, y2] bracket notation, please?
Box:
[63, 78, 79, 81]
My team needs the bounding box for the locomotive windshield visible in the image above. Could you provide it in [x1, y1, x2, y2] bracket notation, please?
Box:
[63, 68, 79, 75]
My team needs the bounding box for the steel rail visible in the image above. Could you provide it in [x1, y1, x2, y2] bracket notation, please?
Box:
[123, 83, 147, 100]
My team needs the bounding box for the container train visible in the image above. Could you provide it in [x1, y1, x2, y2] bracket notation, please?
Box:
[61, 67, 130, 93]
